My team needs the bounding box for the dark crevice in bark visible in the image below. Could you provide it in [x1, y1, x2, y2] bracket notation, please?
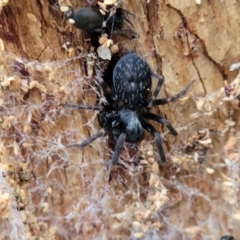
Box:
[167, 3, 227, 95]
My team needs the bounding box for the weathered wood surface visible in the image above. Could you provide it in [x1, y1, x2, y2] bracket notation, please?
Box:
[0, 0, 239, 239]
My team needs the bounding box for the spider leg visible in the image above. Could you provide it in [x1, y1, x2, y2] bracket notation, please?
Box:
[107, 7, 138, 39]
[152, 80, 195, 105]
[106, 132, 126, 166]
[112, 28, 139, 39]
[95, 67, 117, 100]
[117, 8, 138, 27]
[67, 129, 105, 148]
[142, 122, 166, 164]
[143, 112, 177, 136]
[147, 72, 164, 109]
[102, 112, 119, 131]
[61, 103, 104, 111]
[122, 15, 134, 27]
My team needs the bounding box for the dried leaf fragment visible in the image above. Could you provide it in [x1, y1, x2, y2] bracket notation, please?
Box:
[149, 173, 159, 187]
[2, 115, 15, 129]
[60, 5, 69, 12]
[198, 138, 212, 146]
[225, 119, 236, 127]
[97, 2, 108, 12]
[133, 232, 145, 239]
[104, 0, 117, 5]
[19, 171, 33, 181]
[99, 35, 108, 45]
[87, 53, 95, 77]
[27, 13, 37, 22]
[97, 46, 111, 60]
[0, 38, 4, 53]
[22, 143, 34, 148]
[227, 153, 239, 161]
[0, 76, 15, 88]
[184, 225, 201, 234]
[0, 192, 11, 219]
[132, 221, 142, 231]
[231, 211, 240, 220]
[42, 202, 49, 213]
[13, 141, 20, 155]
[229, 62, 240, 71]
[0, 0, 9, 11]
[224, 136, 237, 153]
[140, 160, 149, 165]
[110, 44, 119, 53]
[205, 167, 214, 174]
[29, 81, 47, 92]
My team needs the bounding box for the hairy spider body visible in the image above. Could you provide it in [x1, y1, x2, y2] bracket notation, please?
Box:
[63, 52, 195, 166]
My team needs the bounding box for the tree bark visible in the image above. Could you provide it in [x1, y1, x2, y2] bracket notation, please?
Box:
[0, 0, 240, 239]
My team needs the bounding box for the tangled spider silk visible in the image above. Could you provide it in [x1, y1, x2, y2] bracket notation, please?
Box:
[0, 50, 239, 239]
[1, 0, 240, 237]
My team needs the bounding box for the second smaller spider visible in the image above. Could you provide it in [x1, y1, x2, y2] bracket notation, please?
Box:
[63, 3, 135, 37]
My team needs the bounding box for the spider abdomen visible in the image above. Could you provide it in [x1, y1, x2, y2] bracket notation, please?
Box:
[71, 6, 104, 32]
[113, 53, 152, 109]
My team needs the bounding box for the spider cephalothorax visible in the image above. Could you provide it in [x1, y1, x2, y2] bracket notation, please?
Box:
[63, 52, 195, 166]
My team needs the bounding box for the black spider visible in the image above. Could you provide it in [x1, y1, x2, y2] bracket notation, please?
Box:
[62, 52, 195, 166]
[220, 236, 234, 240]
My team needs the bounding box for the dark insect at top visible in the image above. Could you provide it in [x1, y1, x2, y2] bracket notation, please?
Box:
[113, 52, 152, 109]
[64, 5, 130, 33]
[63, 4, 135, 49]
[66, 6, 104, 32]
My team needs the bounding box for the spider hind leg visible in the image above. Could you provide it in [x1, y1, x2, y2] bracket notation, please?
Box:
[95, 67, 117, 100]
[142, 122, 166, 164]
[144, 112, 177, 136]
[61, 103, 103, 111]
[147, 72, 164, 109]
[152, 79, 195, 105]
[106, 133, 126, 166]
[67, 129, 105, 149]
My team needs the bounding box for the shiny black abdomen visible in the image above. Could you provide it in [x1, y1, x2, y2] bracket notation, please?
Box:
[113, 53, 152, 109]
[73, 6, 103, 31]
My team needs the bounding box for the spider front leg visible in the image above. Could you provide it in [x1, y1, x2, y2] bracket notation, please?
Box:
[67, 129, 105, 148]
[142, 121, 166, 164]
[106, 132, 126, 166]
[152, 80, 195, 105]
[143, 112, 177, 136]
[61, 103, 105, 148]
[112, 29, 138, 39]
